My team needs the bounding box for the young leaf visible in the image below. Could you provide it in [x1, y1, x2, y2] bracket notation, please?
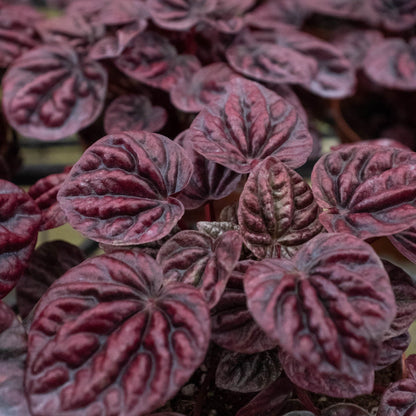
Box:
[26, 250, 210, 416]
[58, 131, 193, 245]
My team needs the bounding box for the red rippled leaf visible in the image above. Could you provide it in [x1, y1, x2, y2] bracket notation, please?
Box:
[372, 0, 416, 32]
[0, 179, 41, 299]
[376, 331, 410, 371]
[16, 240, 86, 319]
[389, 225, 416, 263]
[238, 156, 322, 259]
[26, 250, 210, 416]
[322, 404, 370, 416]
[2, 44, 107, 141]
[311, 145, 416, 239]
[104, 94, 167, 135]
[188, 77, 312, 174]
[245, 233, 396, 397]
[378, 378, 416, 416]
[157, 230, 242, 308]
[57, 131, 193, 245]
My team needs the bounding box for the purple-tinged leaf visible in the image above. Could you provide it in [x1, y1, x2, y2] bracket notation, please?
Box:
[377, 378, 416, 416]
[197, 221, 240, 240]
[28, 168, 70, 231]
[322, 404, 370, 416]
[175, 131, 242, 209]
[364, 38, 416, 91]
[238, 156, 322, 259]
[245, 233, 396, 397]
[2, 44, 107, 141]
[188, 77, 313, 174]
[148, 414, 186, 416]
[331, 138, 411, 152]
[170, 63, 238, 113]
[215, 348, 281, 393]
[376, 332, 410, 371]
[211, 261, 278, 354]
[0, 4, 43, 35]
[0, 180, 40, 299]
[407, 355, 416, 379]
[15, 240, 86, 319]
[147, 0, 216, 31]
[157, 230, 242, 308]
[58, 132, 193, 245]
[372, 0, 416, 32]
[312, 145, 416, 239]
[389, 225, 416, 264]
[26, 250, 210, 416]
[104, 94, 167, 135]
[235, 375, 293, 416]
[0, 301, 30, 416]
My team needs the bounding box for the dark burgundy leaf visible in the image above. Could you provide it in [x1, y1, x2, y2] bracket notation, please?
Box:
[407, 355, 416, 379]
[376, 331, 410, 371]
[175, 130, 242, 209]
[331, 139, 411, 152]
[0, 301, 30, 416]
[147, 0, 216, 30]
[377, 378, 416, 416]
[168, 54, 202, 91]
[238, 156, 322, 259]
[157, 230, 242, 308]
[148, 414, 186, 416]
[188, 77, 313, 174]
[28, 168, 70, 231]
[16, 240, 86, 319]
[0, 4, 43, 35]
[215, 348, 281, 393]
[364, 38, 416, 91]
[26, 250, 210, 416]
[322, 404, 370, 416]
[372, 0, 416, 32]
[2, 44, 108, 141]
[0, 180, 41, 299]
[170, 63, 238, 113]
[211, 261, 278, 354]
[311, 145, 416, 239]
[245, 233, 396, 397]
[0, 27, 37, 68]
[235, 375, 293, 416]
[104, 94, 167, 135]
[58, 131, 193, 245]
[197, 221, 240, 240]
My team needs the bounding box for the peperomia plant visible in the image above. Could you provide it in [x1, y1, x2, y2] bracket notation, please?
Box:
[0, 1, 416, 416]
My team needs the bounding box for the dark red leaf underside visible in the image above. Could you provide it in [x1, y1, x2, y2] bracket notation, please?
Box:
[389, 225, 416, 264]
[28, 169, 70, 231]
[376, 331, 410, 371]
[372, 0, 416, 32]
[364, 38, 416, 91]
[377, 378, 416, 416]
[26, 250, 210, 416]
[188, 77, 313, 174]
[311, 145, 416, 240]
[0, 301, 29, 416]
[211, 261, 278, 354]
[58, 131, 193, 245]
[0, 179, 41, 299]
[175, 131, 241, 209]
[157, 230, 242, 308]
[245, 233, 396, 397]
[2, 44, 107, 141]
[215, 348, 281, 393]
[104, 94, 167, 135]
[16, 240, 86, 318]
[238, 156, 322, 259]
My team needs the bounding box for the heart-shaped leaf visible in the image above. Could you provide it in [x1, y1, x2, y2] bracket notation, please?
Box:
[2, 44, 107, 141]
[238, 156, 322, 259]
[311, 145, 416, 239]
[26, 250, 210, 416]
[57, 131, 193, 245]
[0, 179, 41, 299]
[188, 77, 312, 174]
[245, 233, 396, 397]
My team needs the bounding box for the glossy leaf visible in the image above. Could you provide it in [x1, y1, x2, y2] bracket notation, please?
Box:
[104, 94, 167, 135]
[188, 77, 313, 174]
[211, 261, 278, 354]
[389, 225, 416, 264]
[238, 156, 322, 259]
[0, 179, 41, 299]
[377, 378, 416, 416]
[2, 44, 107, 141]
[16, 240, 86, 318]
[364, 38, 416, 91]
[28, 169, 70, 231]
[157, 230, 242, 308]
[215, 348, 281, 393]
[245, 233, 396, 397]
[58, 131, 193, 245]
[26, 250, 210, 416]
[311, 145, 416, 239]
